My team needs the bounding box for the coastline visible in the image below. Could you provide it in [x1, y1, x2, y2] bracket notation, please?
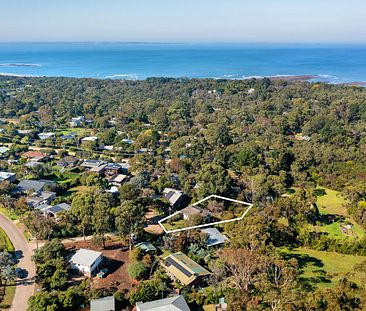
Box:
[1, 72, 365, 86]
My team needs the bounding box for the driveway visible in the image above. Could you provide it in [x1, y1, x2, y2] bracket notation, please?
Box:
[0, 214, 36, 311]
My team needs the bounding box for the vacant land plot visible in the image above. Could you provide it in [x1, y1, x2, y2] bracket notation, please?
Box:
[281, 247, 366, 289]
[316, 187, 348, 216]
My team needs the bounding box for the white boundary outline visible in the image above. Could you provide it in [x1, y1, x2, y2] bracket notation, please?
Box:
[158, 194, 253, 234]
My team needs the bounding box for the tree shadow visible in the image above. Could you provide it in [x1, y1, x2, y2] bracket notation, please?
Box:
[317, 214, 345, 225]
[281, 252, 331, 290]
[282, 252, 324, 269]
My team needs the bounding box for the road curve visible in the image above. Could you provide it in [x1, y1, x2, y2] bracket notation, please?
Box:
[0, 214, 36, 311]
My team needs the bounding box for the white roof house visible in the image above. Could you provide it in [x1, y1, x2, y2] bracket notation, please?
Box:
[0, 171, 16, 183]
[136, 295, 190, 311]
[69, 249, 103, 277]
[81, 136, 99, 142]
[0, 146, 10, 156]
[38, 132, 55, 140]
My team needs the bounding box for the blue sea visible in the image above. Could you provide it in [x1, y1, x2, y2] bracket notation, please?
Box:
[1, 42, 366, 83]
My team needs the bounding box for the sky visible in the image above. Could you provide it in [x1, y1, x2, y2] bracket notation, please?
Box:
[1, 0, 366, 43]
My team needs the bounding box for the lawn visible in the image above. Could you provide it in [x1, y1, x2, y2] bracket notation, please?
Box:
[0, 227, 14, 252]
[281, 247, 366, 289]
[315, 187, 365, 239]
[0, 208, 19, 222]
[316, 187, 348, 216]
[0, 227, 16, 309]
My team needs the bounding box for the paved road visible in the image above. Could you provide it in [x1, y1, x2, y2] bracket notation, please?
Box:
[0, 214, 36, 311]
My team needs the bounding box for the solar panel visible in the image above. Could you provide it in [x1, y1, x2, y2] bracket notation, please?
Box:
[165, 257, 193, 277]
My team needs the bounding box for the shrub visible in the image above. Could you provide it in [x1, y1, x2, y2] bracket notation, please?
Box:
[128, 261, 147, 280]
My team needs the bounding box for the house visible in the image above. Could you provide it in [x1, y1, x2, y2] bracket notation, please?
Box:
[81, 160, 106, 169]
[81, 136, 99, 143]
[136, 295, 190, 311]
[105, 163, 122, 176]
[69, 248, 103, 277]
[90, 163, 108, 175]
[107, 186, 119, 195]
[118, 161, 130, 174]
[0, 171, 16, 183]
[180, 206, 211, 222]
[15, 179, 54, 193]
[0, 146, 10, 158]
[60, 133, 76, 140]
[27, 191, 56, 208]
[69, 116, 85, 127]
[161, 252, 211, 286]
[17, 129, 33, 135]
[57, 156, 79, 168]
[38, 132, 55, 140]
[24, 161, 43, 169]
[22, 151, 48, 162]
[200, 228, 228, 247]
[162, 188, 186, 209]
[136, 242, 157, 254]
[108, 174, 128, 187]
[90, 296, 115, 311]
[42, 203, 71, 217]
[121, 139, 134, 145]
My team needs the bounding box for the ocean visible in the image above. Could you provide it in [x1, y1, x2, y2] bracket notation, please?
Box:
[1, 42, 366, 83]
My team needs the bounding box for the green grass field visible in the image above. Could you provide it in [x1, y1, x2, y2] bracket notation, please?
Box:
[316, 187, 348, 216]
[0, 226, 16, 309]
[314, 187, 365, 239]
[281, 247, 366, 289]
[0, 208, 19, 221]
[0, 227, 14, 253]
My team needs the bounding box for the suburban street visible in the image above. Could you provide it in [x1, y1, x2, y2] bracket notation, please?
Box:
[0, 214, 36, 311]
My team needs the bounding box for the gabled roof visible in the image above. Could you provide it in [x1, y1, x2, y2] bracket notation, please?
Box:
[136, 242, 157, 252]
[162, 252, 211, 286]
[16, 180, 46, 193]
[136, 295, 190, 311]
[201, 228, 228, 247]
[69, 248, 102, 268]
[162, 188, 184, 206]
[81, 136, 98, 142]
[58, 156, 79, 163]
[90, 296, 115, 311]
[22, 151, 47, 159]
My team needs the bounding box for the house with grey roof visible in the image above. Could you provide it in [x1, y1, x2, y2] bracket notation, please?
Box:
[15, 179, 51, 193]
[136, 242, 157, 254]
[69, 248, 103, 277]
[57, 156, 79, 168]
[90, 296, 115, 311]
[26, 191, 56, 208]
[41, 203, 71, 217]
[163, 188, 187, 209]
[201, 228, 229, 247]
[136, 295, 190, 311]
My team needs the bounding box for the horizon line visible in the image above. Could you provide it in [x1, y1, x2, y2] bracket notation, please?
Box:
[1, 41, 366, 46]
